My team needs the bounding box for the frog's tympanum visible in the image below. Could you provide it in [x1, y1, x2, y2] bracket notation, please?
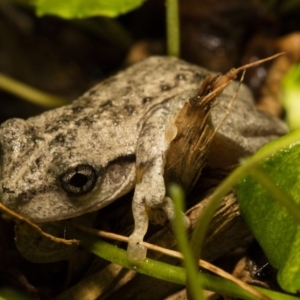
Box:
[0, 57, 288, 262]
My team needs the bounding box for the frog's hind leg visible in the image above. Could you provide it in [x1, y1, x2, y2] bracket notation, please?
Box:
[128, 106, 187, 262]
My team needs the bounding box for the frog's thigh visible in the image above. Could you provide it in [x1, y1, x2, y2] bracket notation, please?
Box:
[128, 106, 171, 262]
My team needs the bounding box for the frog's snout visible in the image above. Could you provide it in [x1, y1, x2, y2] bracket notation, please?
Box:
[0, 118, 34, 211]
[0, 118, 30, 154]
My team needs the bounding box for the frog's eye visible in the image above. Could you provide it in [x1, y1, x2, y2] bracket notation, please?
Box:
[60, 164, 97, 194]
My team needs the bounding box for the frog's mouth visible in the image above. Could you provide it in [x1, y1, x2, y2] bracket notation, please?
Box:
[15, 190, 129, 223]
[9, 169, 135, 223]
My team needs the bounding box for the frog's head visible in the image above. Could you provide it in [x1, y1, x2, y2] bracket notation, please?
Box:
[0, 117, 135, 222]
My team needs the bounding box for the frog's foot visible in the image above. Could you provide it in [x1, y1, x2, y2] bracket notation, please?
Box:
[127, 196, 190, 263]
[160, 196, 190, 228]
[127, 234, 147, 262]
[127, 187, 150, 262]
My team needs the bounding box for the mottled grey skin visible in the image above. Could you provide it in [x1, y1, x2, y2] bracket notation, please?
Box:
[0, 56, 288, 261]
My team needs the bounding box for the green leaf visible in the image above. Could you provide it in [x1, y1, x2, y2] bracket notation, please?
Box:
[35, 0, 145, 18]
[281, 63, 300, 130]
[236, 136, 300, 293]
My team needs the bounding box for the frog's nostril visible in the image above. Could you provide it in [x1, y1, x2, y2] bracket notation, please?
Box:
[2, 186, 15, 194]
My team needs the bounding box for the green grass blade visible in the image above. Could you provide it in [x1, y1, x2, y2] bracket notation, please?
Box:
[169, 184, 205, 300]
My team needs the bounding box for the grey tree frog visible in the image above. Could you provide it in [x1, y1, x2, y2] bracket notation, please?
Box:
[0, 56, 288, 262]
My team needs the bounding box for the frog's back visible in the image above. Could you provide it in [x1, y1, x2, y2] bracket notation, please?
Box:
[32, 56, 206, 122]
[75, 56, 207, 120]
[23, 57, 207, 168]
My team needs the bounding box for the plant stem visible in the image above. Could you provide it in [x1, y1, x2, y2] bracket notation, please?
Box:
[0, 72, 69, 108]
[166, 0, 180, 57]
[68, 229, 299, 300]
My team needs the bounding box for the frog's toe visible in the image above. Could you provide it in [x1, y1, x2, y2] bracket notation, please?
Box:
[183, 214, 190, 228]
[127, 236, 147, 262]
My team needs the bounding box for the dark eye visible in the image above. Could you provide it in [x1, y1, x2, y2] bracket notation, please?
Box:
[60, 164, 97, 194]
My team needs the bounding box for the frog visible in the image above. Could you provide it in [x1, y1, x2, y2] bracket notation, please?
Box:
[0, 56, 288, 262]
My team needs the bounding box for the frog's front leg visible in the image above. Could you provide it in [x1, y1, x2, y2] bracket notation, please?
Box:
[127, 106, 184, 262]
